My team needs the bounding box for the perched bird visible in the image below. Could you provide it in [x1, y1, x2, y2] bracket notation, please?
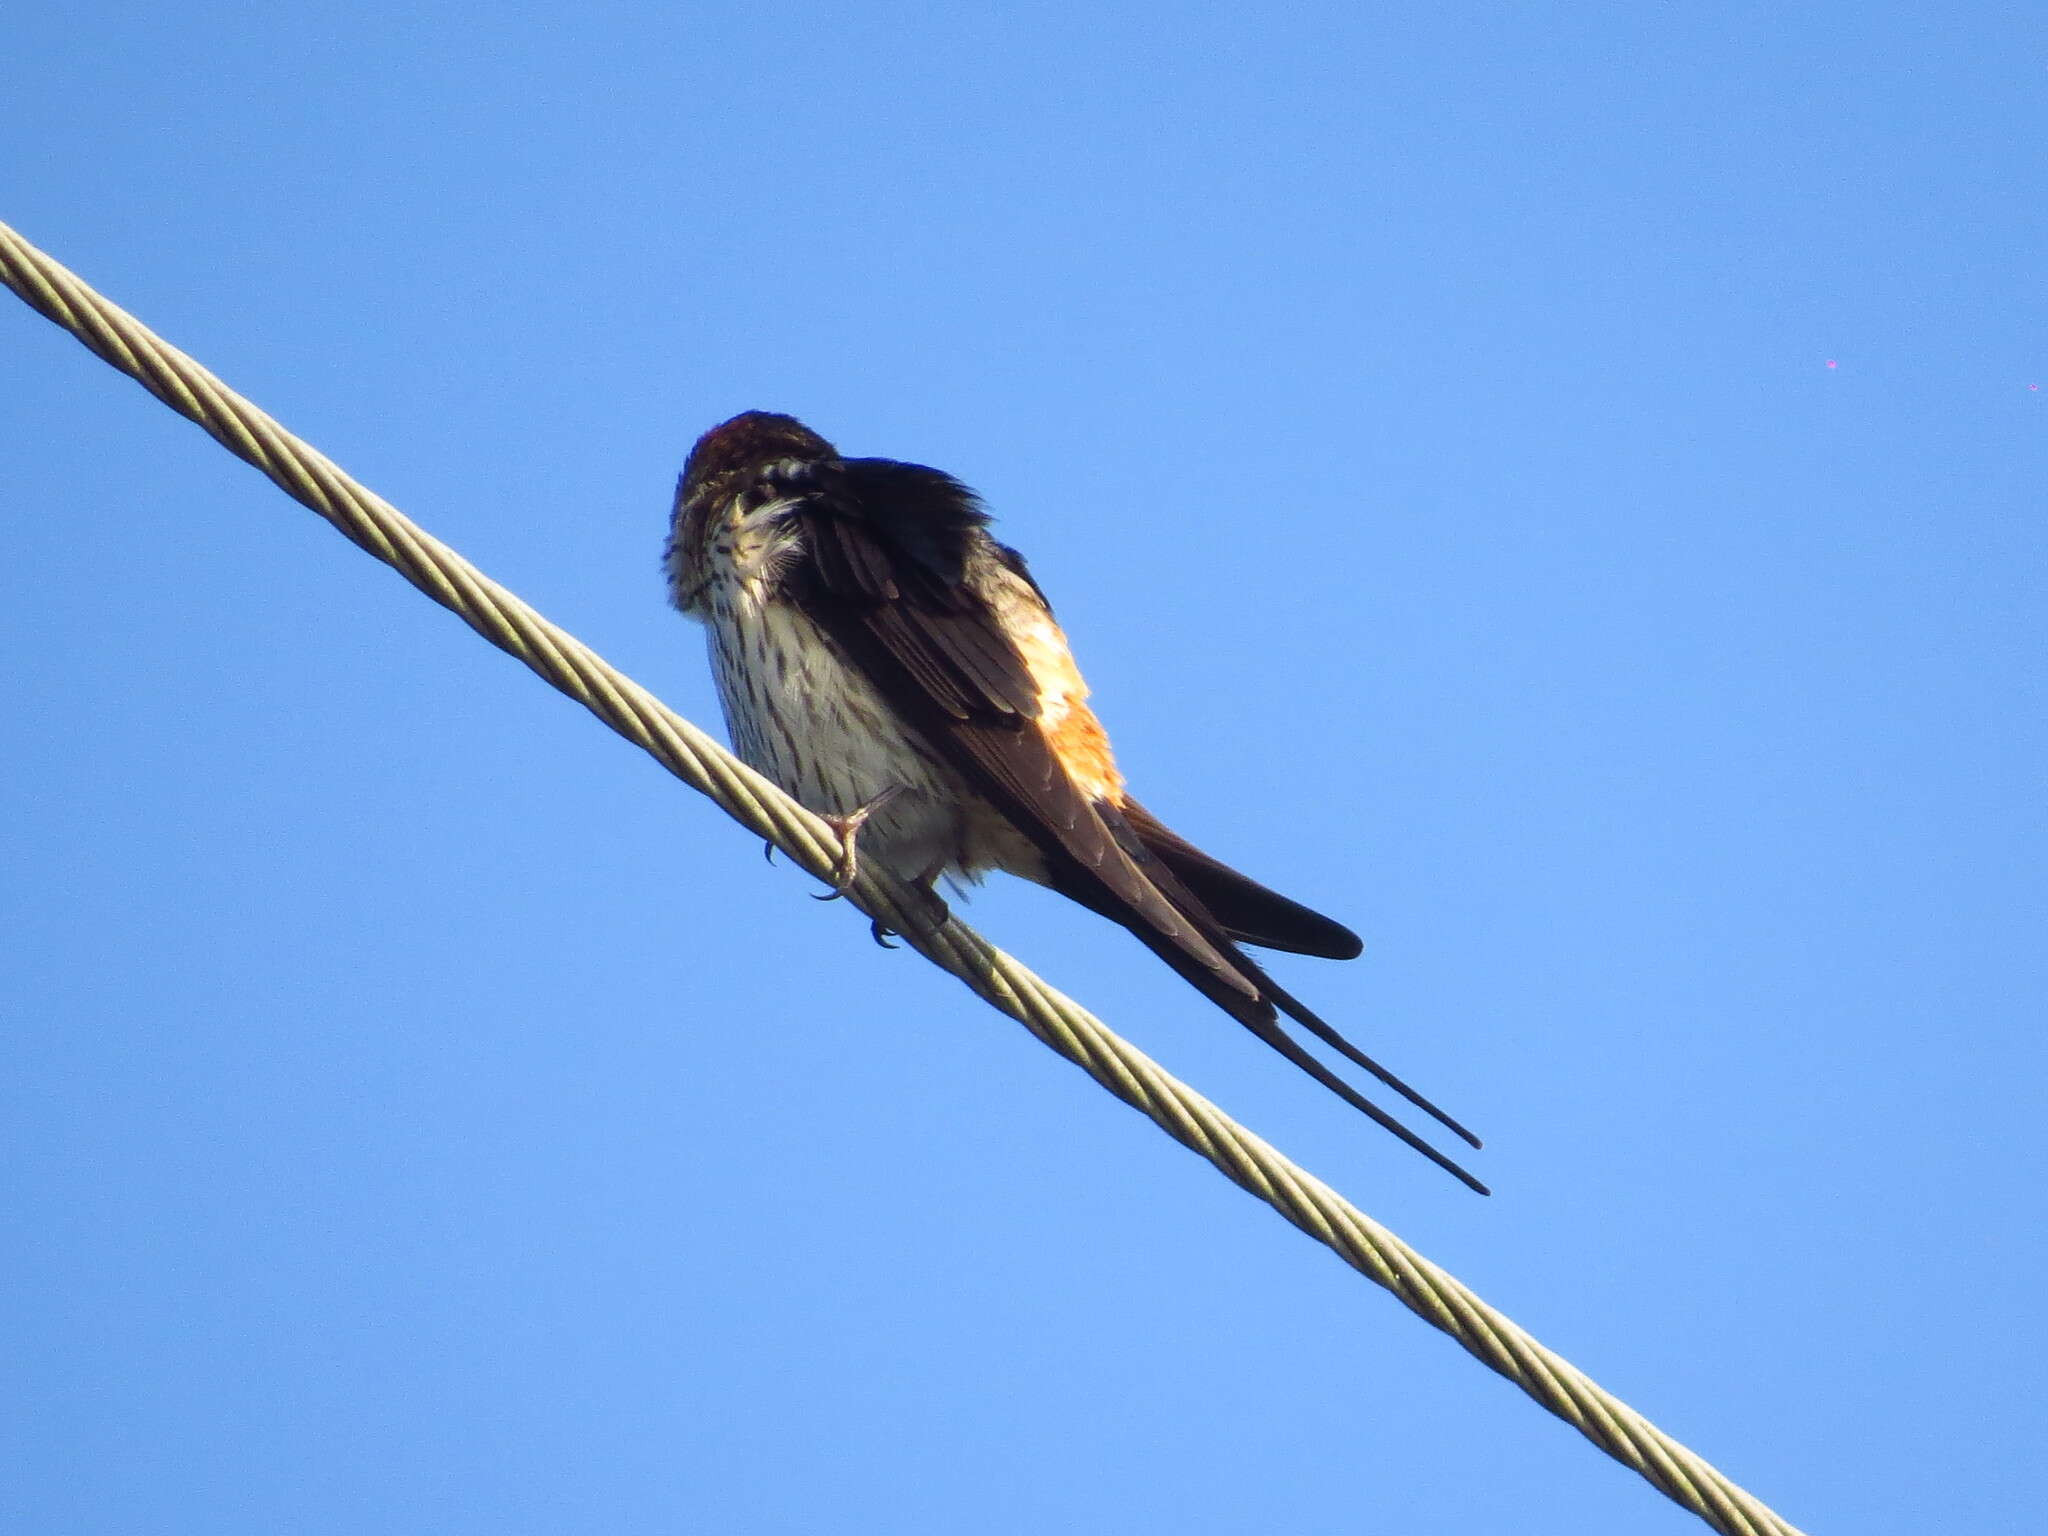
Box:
[668, 411, 1485, 1193]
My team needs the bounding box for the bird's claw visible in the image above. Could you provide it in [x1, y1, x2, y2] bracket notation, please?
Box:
[797, 788, 922, 951]
[811, 786, 908, 901]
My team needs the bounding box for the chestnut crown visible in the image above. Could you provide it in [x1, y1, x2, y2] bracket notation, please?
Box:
[680, 411, 836, 496]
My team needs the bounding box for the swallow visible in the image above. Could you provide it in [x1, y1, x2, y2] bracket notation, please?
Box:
[667, 411, 1485, 1192]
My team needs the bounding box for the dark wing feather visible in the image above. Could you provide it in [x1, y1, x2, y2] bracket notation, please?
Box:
[805, 463, 1035, 719]
[788, 460, 1255, 1008]
[1116, 798, 1364, 959]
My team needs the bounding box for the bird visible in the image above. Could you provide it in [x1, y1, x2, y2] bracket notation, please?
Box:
[667, 411, 1485, 1193]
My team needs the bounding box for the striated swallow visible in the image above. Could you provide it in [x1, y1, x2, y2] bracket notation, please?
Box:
[667, 411, 1485, 1192]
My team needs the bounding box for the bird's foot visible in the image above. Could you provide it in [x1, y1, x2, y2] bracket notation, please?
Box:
[810, 786, 909, 904]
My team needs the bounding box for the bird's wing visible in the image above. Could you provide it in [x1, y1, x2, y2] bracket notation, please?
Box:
[782, 458, 1260, 1014]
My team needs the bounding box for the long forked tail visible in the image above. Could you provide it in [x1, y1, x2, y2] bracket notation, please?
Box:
[1248, 962, 1483, 1150]
[1079, 872, 1490, 1194]
[1031, 796, 1486, 1192]
[1220, 984, 1490, 1196]
[1081, 803, 1489, 1194]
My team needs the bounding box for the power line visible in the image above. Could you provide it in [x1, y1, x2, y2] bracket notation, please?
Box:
[1, 218, 1806, 1536]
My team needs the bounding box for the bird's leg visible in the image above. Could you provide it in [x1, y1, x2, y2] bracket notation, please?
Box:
[909, 852, 952, 919]
[805, 787, 953, 951]
[811, 785, 909, 905]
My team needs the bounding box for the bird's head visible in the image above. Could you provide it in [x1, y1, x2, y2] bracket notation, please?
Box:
[667, 412, 838, 613]
[680, 411, 836, 500]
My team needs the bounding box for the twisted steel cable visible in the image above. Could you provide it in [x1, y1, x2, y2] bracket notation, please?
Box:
[1, 218, 1806, 1536]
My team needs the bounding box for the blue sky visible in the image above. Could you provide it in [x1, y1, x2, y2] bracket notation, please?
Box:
[4, 5, 2042, 1533]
